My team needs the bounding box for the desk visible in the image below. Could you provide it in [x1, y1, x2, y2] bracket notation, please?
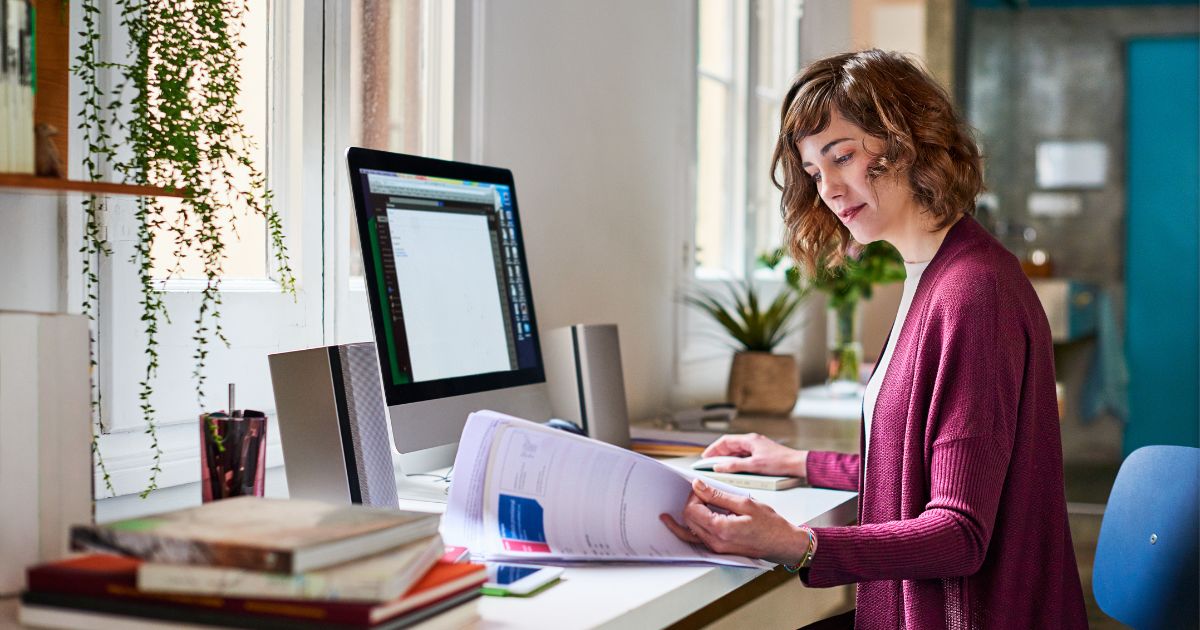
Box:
[2, 417, 860, 630]
[399, 412, 862, 630]
[395, 477, 856, 629]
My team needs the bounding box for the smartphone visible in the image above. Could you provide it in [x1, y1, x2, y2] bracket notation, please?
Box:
[481, 563, 564, 597]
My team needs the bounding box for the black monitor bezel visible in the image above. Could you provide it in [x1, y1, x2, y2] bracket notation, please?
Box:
[345, 147, 546, 406]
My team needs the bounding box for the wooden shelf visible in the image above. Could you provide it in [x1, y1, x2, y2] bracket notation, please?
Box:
[0, 174, 186, 198]
[1, 3, 184, 200]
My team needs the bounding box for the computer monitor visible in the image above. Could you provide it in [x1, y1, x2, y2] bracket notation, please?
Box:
[346, 148, 552, 496]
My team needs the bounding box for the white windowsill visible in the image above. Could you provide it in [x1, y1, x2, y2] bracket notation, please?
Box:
[94, 415, 284, 500]
[157, 277, 288, 293]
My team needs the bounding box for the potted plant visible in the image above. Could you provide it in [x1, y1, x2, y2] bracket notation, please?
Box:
[761, 242, 905, 391]
[686, 281, 810, 415]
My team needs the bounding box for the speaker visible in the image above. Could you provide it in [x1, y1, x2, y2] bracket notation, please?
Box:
[544, 324, 631, 448]
[268, 343, 399, 508]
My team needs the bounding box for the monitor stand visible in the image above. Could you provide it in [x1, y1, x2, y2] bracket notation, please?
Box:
[392, 442, 459, 504]
[394, 469, 453, 504]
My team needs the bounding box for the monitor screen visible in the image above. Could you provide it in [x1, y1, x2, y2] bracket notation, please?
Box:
[347, 149, 546, 409]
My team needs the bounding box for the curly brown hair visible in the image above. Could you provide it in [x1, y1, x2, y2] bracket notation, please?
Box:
[771, 49, 983, 274]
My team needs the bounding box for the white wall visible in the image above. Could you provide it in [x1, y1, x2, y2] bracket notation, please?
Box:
[473, 1, 695, 421]
[802, 0, 854, 66]
[0, 195, 65, 314]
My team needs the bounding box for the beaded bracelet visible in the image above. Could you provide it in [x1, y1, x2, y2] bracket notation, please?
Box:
[782, 525, 817, 574]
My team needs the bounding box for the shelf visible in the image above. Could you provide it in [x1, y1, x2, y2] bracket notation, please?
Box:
[2, 3, 185, 201]
[0, 174, 186, 198]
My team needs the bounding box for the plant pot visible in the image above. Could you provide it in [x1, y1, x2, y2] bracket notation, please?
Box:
[726, 351, 800, 416]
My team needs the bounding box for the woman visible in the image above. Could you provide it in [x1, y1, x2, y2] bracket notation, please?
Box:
[661, 50, 1087, 629]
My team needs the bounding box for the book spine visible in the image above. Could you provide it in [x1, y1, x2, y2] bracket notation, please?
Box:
[0, 0, 34, 173]
[2, 0, 13, 172]
[139, 535, 443, 602]
[69, 526, 294, 573]
[16, 0, 32, 173]
[138, 564, 391, 602]
[27, 574, 375, 626]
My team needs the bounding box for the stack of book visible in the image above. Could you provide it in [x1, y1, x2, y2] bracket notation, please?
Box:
[1, 0, 36, 173]
[628, 426, 713, 458]
[19, 497, 486, 630]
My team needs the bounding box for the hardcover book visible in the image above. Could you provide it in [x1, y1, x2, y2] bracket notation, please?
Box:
[69, 497, 440, 573]
[25, 553, 486, 628]
[138, 534, 444, 602]
[19, 589, 479, 630]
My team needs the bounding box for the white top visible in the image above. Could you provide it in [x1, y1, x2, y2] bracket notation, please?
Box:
[395, 463, 858, 629]
[863, 259, 931, 466]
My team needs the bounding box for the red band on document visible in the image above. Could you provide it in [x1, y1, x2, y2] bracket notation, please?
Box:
[502, 539, 551, 553]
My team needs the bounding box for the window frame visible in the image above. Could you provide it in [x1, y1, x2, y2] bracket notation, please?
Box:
[694, 0, 749, 281]
[679, 0, 803, 370]
[86, 0, 464, 499]
[331, 0, 459, 347]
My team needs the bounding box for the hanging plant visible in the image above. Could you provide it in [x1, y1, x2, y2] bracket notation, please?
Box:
[75, 0, 295, 498]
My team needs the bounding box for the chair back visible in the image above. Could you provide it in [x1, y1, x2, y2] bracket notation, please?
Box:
[1093, 445, 1199, 629]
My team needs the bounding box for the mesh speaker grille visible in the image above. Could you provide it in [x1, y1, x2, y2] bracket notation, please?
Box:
[337, 343, 399, 507]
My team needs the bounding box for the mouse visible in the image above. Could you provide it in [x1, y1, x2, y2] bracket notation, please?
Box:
[691, 455, 744, 471]
[543, 418, 587, 436]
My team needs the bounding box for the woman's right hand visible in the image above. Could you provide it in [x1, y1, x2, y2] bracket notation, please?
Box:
[702, 433, 807, 478]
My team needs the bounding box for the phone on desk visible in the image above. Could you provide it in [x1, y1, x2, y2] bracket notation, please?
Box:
[481, 563, 564, 597]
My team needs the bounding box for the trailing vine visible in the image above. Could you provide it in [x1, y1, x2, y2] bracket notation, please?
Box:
[77, 0, 116, 498]
[76, 0, 295, 499]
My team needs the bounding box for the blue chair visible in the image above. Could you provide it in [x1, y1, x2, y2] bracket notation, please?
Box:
[1093, 445, 1199, 629]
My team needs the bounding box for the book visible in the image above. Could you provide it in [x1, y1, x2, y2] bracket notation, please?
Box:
[629, 440, 705, 457]
[628, 426, 725, 457]
[0, 0, 35, 173]
[440, 546, 469, 564]
[442, 410, 772, 569]
[69, 497, 441, 573]
[138, 534, 444, 602]
[25, 554, 487, 628]
[629, 426, 721, 446]
[693, 469, 803, 491]
[19, 589, 480, 630]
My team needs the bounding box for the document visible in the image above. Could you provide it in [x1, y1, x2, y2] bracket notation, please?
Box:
[443, 411, 771, 569]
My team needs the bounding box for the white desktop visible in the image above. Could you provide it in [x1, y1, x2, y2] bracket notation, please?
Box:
[345, 148, 555, 503]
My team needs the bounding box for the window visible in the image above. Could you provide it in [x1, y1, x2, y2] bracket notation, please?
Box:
[338, 0, 456, 345]
[677, 0, 803, 376]
[693, 0, 802, 281]
[147, 1, 270, 282]
[90, 0, 458, 499]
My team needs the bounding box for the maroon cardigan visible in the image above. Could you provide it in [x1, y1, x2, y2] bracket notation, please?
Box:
[803, 217, 1087, 629]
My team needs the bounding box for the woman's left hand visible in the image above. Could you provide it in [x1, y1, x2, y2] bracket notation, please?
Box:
[660, 478, 809, 565]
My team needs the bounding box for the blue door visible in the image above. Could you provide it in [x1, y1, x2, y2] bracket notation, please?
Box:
[1124, 37, 1199, 455]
